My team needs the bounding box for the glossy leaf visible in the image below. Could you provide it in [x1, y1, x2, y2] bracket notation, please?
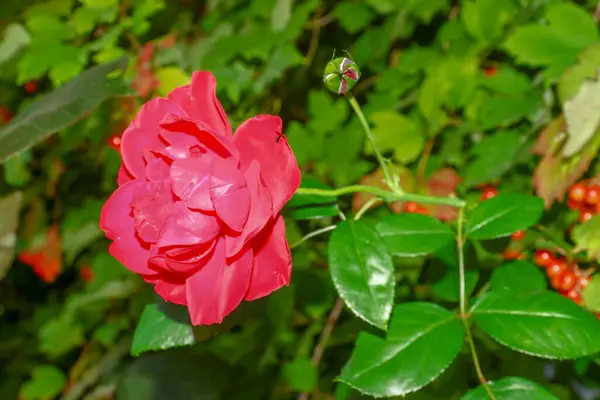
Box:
[466, 193, 544, 240]
[20, 365, 66, 400]
[131, 301, 196, 357]
[328, 220, 394, 330]
[490, 261, 547, 293]
[432, 270, 479, 302]
[563, 78, 600, 156]
[339, 302, 464, 397]
[472, 290, 600, 359]
[0, 57, 129, 163]
[376, 213, 455, 257]
[462, 376, 558, 399]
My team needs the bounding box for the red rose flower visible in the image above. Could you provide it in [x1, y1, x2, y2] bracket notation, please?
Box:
[99, 72, 301, 325]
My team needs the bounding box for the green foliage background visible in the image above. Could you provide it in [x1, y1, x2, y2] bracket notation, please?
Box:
[2, 0, 600, 399]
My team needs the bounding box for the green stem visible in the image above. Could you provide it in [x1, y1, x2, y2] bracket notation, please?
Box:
[354, 198, 381, 220]
[290, 225, 337, 250]
[346, 92, 396, 190]
[296, 186, 466, 208]
[457, 207, 496, 400]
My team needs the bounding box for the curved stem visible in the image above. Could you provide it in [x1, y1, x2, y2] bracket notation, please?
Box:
[290, 225, 337, 250]
[457, 207, 496, 400]
[296, 186, 466, 208]
[345, 92, 396, 190]
[354, 198, 381, 220]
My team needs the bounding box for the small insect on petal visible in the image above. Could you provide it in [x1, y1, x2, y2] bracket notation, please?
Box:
[323, 56, 361, 95]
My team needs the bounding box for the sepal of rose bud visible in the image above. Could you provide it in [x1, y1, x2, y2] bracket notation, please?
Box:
[323, 54, 361, 95]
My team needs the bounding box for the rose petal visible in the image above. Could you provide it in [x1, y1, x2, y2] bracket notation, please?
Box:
[157, 201, 220, 247]
[209, 158, 250, 232]
[163, 241, 216, 274]
[121, 98, 185, 178]
[225, 160, 273, 258]
[170, 158, 213, 211]
[245, 215, 291, 301]
[233, 115, 301, 214]
[131, 181, 175, 243]
[145, 155, 171, 182]
[155, 280, 188, 305]
[159, 115, 238, 159]
[117, 163, 134, 186]
[100, 180, 157, 275]
[186, 239, 253, 325]
[167, 72, 232, 138]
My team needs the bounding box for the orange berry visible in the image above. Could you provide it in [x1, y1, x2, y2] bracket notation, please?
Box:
[567, 199, 584, 210]
[546, 260, 568, 279]
[80, 266, 94, 283]
[485, 68, 497, 77]
[109, 135, 121, 151]
[503, 249, 525, 260]
[586, 186, 600, 206]
[569, 182, 587, 203]
[564, 289, 582, 305]
[557, 270, 577, 292]
[533, 249, 554, 267]
[580, 209, 594, 223]
[480, 187, 498, 201]
[511, 230, 525, 241]
[579, 276, 590, 290]
[404, 202, 418, 213]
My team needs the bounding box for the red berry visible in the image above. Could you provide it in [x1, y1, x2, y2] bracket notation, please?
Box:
[24, 80, 37, 94]
[481, 187, 498, 201]
[404, 202, 418, 213]
[511, 230, 525, 241]
[580, 209, 594, 223]
[567, 199, 584, 210]
[414, 205, 430, 215]
[109, 135, 121, 151]
[569, 182, 588, 203]
[586, 186, 600, 206]
[579, 276, 590, 289]
[557, 270, 577, 292]
[546, 260, 568, 278]
[80, 266, 94, 283]
[503, 249, 525, 260]
[485, 68, 497, 77]
[564, 289, 582, 304]
[533, 249, 554, 267]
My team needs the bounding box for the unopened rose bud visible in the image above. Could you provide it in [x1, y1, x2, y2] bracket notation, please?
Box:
[323, 56, 361, 95]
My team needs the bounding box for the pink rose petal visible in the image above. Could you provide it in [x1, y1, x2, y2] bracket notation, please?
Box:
[157, 201, 220, 247]
[233, 115, 301, 214]
[209, 158, 250, 232]
[170, 158, 213, 211]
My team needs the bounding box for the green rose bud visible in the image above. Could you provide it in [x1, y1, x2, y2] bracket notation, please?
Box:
[323, 56, 361, 94]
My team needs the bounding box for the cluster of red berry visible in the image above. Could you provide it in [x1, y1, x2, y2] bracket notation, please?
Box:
[533, 249, 591, 305]
[403, 201, 429, 215]
[567, 181, 600, 223]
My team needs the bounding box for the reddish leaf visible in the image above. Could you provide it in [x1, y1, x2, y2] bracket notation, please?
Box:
[534, 117, 600, 208]
[425, 167, 462, 221]
[18, 225, 62, 283]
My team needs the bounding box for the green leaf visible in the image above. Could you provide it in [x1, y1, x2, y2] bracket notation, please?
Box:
[0, 57, 129, 163]
[563, 78, 600, 156]
[375, 213, 455, 257]
[20, 365, 66, 400]
[334, 2, 375, 34]
[582, 274, 600, 313]
[479, 67, 533, 95]
[328, 220, 394, 330]
[0, 191, 22, 283]
[462, 376, 559, 399]
[39, 315, 85, 358]
[558, 43, 600, 103]
[503, 3, 598, 76]
[461, 0, 517, 43]
[155, 66, 190, 96]
[253, 43, 303, 93]
[287, 177, 339, 220]
[271, 0, 294, 32]
[572, 215, 600, 262]
[490, 261, 547, 293]
[290, 205, 339, 220]
[466, 193, 544, 240]
[472, 290, 600, 359]
[464, 130, 523, 186]
[283, 357, 318, 392]
[61, 198, 103, 265]
[0, 24, 31, 65]
[478, 92, 541, 130]
[367, 110, 424, 163]
[131, 301, 196, 357]
[432, 270, 479, 302]
[338, 302, 464, 397]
